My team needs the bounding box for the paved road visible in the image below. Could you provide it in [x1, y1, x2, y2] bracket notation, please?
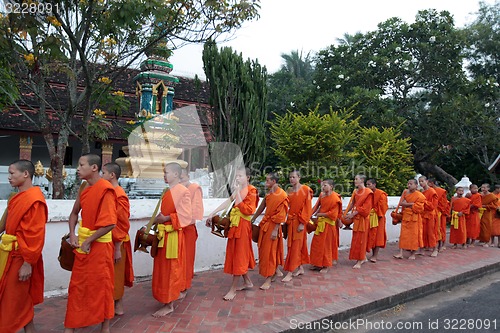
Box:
[330, 270, 500, 333]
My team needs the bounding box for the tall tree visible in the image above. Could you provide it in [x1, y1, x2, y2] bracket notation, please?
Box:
[0, 0, 260, 198]
[202, 40, 267, 176]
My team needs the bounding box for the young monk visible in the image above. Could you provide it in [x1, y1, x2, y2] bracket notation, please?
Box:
[309, 179, 342, 273]
[179, 168, 204, 296]
[465, 184, 482, 246]
[282, 170, 311, 282]
[65, 154, 117, 333]
[0, 160, 47, 333]
[344, 174, 373, 269]
[418, 176, 439, 257]
[252, 172, 289, 290]
[428, 178, 450, 252]
[151, 162, 191, 317]
[366, 178, 388, 263]
[491, 185, 500, 247]
[449, 187, 471, 249]
[102, 162, 134, 316]
[478, 183, 498, 247]
[206, 167, 259, 301]
[394, 179, 426, 260]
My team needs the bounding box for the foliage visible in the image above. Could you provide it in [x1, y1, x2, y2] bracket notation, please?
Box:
[202, 39, 268, 169]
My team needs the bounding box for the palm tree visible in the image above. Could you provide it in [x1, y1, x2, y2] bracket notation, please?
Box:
[280, 50, 314, 80]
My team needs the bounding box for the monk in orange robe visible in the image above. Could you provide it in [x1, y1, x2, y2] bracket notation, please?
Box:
[207, 167, 259, 301]
[449, 187, 471, 248]
[418, 176, 439, 257]
[253, 172, 289, 290]
[366, 178, 388, 263]
[65, 154, 117, 333]
[344, 174, 373, 269]
[465, 184, 482, 246]
[282, 170, 311, 282]
[309, 179, 342, 273]
[180, 168, 204, 295]
[0, 160, 47, 333]
[428, 178, 450, 252]
[478, 183, 498, 246]
[394, 179, 426, 260]
[102, 162, 134, 316]
[151, 162, 191, 317]
[490, 185, 500, 246]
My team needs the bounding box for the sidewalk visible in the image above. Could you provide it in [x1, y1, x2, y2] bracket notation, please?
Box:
[33, 241, 500, 333]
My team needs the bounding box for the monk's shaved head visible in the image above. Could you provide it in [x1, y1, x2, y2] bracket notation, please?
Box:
[103, 162, 121, 179]
[82, 153, 102, 171]
[10, 159, 35, 179]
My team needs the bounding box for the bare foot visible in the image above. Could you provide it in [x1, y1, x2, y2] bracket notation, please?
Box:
[223, 290, 237, 301]
[393, 254, 403, 259]
[260, 278, 272, 290]
[281, 272, 293, 282]
[332, 260, 338, 265]
[408, 254, 416, 260]
[309, 266, 321, 271]
[114, 299, 124, 316]
[483, 243, 490, 248]
[319, 267, 328, 273]
[369, 256, 377, 263]
[152, 303, 174, 317]
[236, 282, 253, 291]
[416, 251, 424, 256]
[451, 245, 457, 249]
[352, 260, 366, 269]
[271, 268, 284, 282]
[292, 266, 304, 277]
[440, 246, 447, 251]
[430, 250, 438, 257]
[178, 290, 187, 300]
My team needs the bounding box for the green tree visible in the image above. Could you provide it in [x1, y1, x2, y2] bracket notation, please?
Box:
[202, 39, 268, 171]
[0, 0, 260, 198]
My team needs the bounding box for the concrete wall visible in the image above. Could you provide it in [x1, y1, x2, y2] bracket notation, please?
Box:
[0, 197, 402, 297]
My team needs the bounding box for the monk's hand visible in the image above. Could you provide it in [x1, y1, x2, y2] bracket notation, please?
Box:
[458, 212, 463, 217]
[271, 229, 278, 240]
[69, 233, 79, 248]
[19, 261, 32, 281]
[114, 247, 122, 263]
[154, 213, 166, 224]
[206, 216, 213, 228]
[297, 223, 304, 233]
[80, 240, 91, 254]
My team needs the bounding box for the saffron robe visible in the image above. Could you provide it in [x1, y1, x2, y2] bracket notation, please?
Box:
[283, 185, 312, 273]
[434, 186, 450, 242]
[367, 189, 388, 250]
[152, 183, 191, 304]
[310, 192, 342, 267]
[491, 193, 500, 236]
[479, 193, 498, 242]
[0, 187, 47, 333]
[399, 191, 426, 251]
[183, 182, 203, 290]
[258, 187, 289, 278]
[466, 193, 482, 240]
[348, 188, 373, 261]
[421, 188, 438, 248]
[449, 197, 471, 245]
[112, 186, 133, 301]
[65, 179, 117, 328]
[224, 185, 259, 276]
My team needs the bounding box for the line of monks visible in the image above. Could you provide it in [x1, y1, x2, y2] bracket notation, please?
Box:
[1, 157, 499, 333]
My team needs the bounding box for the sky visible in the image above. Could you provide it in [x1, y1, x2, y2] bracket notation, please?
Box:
[169, 0, 492, 79]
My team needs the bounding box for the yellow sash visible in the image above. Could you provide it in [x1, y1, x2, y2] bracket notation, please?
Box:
[229, 207, 252, 228]
[369, 209, 379, 228]
[314, 216, 335, 235]
[75, 225, 112, 254]
[450, 211, 459, 229]
[0, 233, 17, 278]
[157, 224, 178, 259]
[124, 234, 130, 242]
[479, 207, 486, 219]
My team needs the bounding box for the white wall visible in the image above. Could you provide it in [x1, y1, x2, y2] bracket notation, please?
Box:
[0, 197, 402, 296]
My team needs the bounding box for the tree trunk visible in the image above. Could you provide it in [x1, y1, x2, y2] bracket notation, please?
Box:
[416, 161, 458, 189]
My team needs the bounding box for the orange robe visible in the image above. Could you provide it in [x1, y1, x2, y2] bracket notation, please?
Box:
[449, 197, 471, 245]
[421, 188, 438, 248]
[466, 193, 482, 239]
[283, 185, 312, 272]
[479, 193, 498, 242]
[367, 189, 388, 250]
[310, 192, 342, 267]
[433, 187, 449, 242]
[349, 188, 373, 261]
[224, 185, 259, 276]
[258, 187, 289, 278]
[152, 183, 191, 304]
[399, 191, 426, 251]
[0, 187, 47, 333]
[491, 193, 500, 236]
[65, 179, 117, 328]
[183, 182, 203, 290]
[112, 186, 134, 301]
